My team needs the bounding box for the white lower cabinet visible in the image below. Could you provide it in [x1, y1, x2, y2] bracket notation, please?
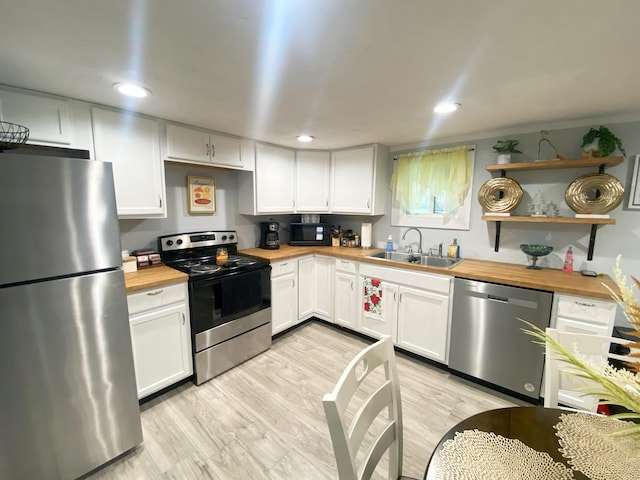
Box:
[396, 285, 449, 362]
[127, 282, 192, 399]
[314, 256, 334, 321]
[298, 256, 315, 320]
[271, 260, 298, 335]
[547, 293, 617, 409]
[359, 262, 452, 363]
[335, 259, 359, 329]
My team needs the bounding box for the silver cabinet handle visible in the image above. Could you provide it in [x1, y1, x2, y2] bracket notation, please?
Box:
[147, 290, 163, 296]
[158, 195, 162, 208]
[181, 313, 186, 325]
[394, 291, 397, 301]
[350, 281, 354, 290]
[206, 144, 210, 156]
[399, 293, 403, 302]
[575, 301, 596, 307]
[326, 199, 328, 206]
[292, 199, 295, 208]
[211, 145, 216, 157]
[292, 279, 296, 288]
[281, 262, 288, 266]
[367, 199, 370, 208]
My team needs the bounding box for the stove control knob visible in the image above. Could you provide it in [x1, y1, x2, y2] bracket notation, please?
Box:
[221, 235, 227, 241]
[176, 239, 183, 245]
[166, 240, 174, 246]
[229, 234, 235, 240]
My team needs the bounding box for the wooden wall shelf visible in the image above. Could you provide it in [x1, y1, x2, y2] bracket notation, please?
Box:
[486, 156, 623, 173]
[481, 216, 615, 225]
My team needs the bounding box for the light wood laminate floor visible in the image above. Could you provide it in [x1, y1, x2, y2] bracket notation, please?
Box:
[87, 321, 524, 479]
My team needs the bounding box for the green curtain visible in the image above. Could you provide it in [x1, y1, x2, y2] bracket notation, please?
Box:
[390, 145, 473, 215]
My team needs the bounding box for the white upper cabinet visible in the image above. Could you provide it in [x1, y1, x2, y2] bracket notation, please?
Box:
[296, 150, 330, 212]
[330, 144, 388, 215]
[0, 89, 72, 146]
[255, 143, 296, 213]
[165, 123, 249, 170]
[92, 107, 166, 218]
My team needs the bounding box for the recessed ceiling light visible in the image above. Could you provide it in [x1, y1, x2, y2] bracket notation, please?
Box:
[113, 83, 152, 98]
[434, 102, 461, 114]
[297, 135, 314, 142]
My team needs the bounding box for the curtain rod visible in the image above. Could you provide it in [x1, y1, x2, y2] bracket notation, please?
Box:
[393, 147, 475, 160]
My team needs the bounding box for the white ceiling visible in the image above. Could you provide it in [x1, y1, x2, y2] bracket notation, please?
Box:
[2, 0, 640, 149]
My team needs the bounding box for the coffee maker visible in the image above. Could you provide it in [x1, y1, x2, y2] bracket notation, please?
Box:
[259, 221, 280, 249]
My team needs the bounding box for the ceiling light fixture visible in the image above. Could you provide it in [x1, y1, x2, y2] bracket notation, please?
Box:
[113, 83, 152, 98]
[297, 135, 314, 142]
[434, 102, 461, 114]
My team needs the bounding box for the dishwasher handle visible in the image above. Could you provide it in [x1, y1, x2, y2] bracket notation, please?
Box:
[487, 294, 509, 303]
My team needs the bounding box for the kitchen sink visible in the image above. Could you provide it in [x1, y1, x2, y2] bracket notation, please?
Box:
[366, 251, 463, 269]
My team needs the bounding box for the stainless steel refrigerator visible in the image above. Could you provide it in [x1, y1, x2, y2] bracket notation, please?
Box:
[0, 152, 143, 479]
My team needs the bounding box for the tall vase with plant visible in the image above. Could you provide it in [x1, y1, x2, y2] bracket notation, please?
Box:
[524, 255, 640, 437]
[492, 138, 522, 164]
[581, 126, 626, 158]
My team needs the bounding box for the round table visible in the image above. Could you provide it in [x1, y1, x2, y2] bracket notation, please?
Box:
[424, 406, 589, 480]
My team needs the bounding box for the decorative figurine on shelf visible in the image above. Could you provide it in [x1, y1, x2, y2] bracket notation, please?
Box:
[527, 190, 548, 217]
[537, 130, 565, 161]
[492, 138, 522, 164]
[545, 200, 560, 218]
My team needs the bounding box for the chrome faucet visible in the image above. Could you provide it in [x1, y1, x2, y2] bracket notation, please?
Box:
[402, 227, 423, 254]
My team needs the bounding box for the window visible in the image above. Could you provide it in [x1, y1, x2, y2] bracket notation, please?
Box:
[390, 145, 475, 230]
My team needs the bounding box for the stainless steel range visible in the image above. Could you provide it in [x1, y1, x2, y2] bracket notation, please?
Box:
[159, 231, 271, 384]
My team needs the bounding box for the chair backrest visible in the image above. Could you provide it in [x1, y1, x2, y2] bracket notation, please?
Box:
[544, 328, 638, 411]
[322, 336, 404, 480]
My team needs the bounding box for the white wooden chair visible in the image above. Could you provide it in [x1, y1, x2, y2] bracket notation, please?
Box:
[544, 327, 638, 412]
[322, 336, 418, 480]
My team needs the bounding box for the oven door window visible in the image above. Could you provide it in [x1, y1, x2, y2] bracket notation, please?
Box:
[189, 268, 269, 334]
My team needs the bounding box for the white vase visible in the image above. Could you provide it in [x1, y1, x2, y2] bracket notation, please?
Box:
[497, 153, 512, 164]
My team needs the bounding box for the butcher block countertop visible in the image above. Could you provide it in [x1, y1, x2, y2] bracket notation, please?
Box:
[124, 265, 188, 293]
[240, 245, 618, 300]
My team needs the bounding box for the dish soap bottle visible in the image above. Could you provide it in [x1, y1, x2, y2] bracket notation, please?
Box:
[386, 235, 394, 252]
[563, 246, 574, 273]
[447, 238, 460, 259]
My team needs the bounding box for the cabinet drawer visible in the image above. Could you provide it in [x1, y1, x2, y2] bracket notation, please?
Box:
[271, 260, 297, 278]
[335, 259, 356, 274]
[556, 294, 616, 325]
[127, 282, 186, 315]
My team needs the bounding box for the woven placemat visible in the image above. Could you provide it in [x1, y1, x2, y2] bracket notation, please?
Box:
[433, 429, 574, 479]
[555, 412, 640, 480]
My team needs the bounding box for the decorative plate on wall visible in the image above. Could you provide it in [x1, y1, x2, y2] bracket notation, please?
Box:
[478, 177, 524, 212]
[565, 173, 624, 214]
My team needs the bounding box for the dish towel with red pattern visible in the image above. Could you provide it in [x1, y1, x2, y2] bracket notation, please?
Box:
[363, 277, 383, 317]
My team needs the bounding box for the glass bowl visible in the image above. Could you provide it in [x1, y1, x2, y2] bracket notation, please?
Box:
[520, 244, 553, 270]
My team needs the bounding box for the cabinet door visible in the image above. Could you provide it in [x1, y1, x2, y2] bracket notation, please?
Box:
[255, 143, 296, 213]
[272, 272, 297, 335]
[397, 285, 449, 362]
[335, 271, 358, 329]
[331, 146, 375, 213]
[209, 132, 243, 168]
[92, 108, 165, 217]
[296, 150, 330, 212]
[129, 303, 192, 399]
[298, 256, 315, 320]
[0, 89, 71, 145]
[165, 123, 210, 163]
[314, 256, 334, 321]
[360, 279, 398, 341]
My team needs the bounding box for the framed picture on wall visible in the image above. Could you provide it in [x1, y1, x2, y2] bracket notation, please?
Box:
[629, 154, 640, 210]
[187, 175, 216, 214]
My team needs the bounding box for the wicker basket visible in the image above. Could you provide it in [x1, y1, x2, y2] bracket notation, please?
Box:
[0, 121, 29, 151]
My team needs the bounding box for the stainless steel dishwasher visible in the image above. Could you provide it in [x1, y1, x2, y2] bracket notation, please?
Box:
[448, 278, 553, 400]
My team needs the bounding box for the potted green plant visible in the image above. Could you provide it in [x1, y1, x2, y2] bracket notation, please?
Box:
[581, 125, 626, 158]
[492, 138, 522, 164]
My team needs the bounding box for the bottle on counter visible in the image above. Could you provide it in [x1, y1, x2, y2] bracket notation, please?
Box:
[386, 235, 394, 252]
[563, 246, 574, 273]
[332, 225, 341, 247]
[447, 238, 460, 259]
